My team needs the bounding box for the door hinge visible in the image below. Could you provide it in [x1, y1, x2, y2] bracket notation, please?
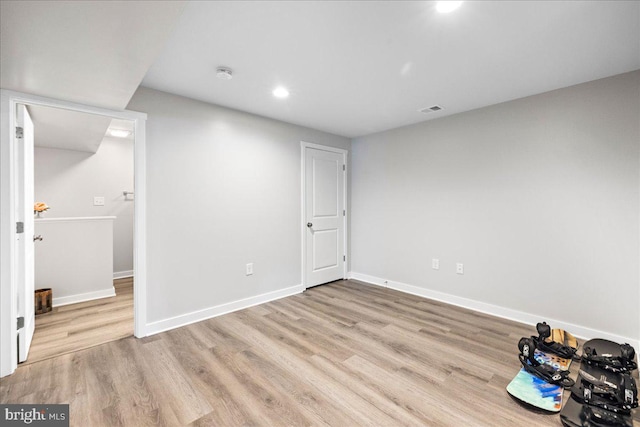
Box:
[16, 127, 23, 139]
[343, 255, 346, 262]
[343, 210, 346, 216]
[16, 222, 24, 234]
[343, 165, 345, 171]
[17, 317, 24, 330]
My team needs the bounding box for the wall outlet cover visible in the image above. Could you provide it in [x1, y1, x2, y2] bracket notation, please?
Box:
[93, 196, 105, 206]
[432, 258, 440, 270]
[456, 263, 464, 275]
[246, 263, 253, 276]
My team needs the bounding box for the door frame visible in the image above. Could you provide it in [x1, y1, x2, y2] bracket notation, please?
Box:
[300, 141, 348, 289]
[0, 89, 148, 377]
[15, 104, 35, 363]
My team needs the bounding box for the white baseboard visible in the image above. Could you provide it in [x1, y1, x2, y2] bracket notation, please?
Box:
[113, 270, 134, 279]
[145, 284, 305, 336]
[53, 287, 116, 307]
[348, 272, 640, 351]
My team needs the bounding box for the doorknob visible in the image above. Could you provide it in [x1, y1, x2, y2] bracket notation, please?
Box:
[33, 235, 43, 242]
[307, 222, 313, 228]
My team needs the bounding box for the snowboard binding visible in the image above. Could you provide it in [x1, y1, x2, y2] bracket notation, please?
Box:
[573, 369, 638, 414]
[582, 343, 638, 373]
[579, 405, 633, 427]
[518, 336, 575, 388]
[535, 321, 579, 360]
[560, 339, 638, 427]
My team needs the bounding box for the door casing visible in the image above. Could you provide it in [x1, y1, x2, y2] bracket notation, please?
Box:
[0, 89, 148, 377]
[301, 141, 348, 289]
[15, 104, 35, 362]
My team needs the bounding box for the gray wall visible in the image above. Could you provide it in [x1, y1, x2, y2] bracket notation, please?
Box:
[127, 87, 351, 324]
[34, 138, 134, 274]
[351, 71, 639, 342]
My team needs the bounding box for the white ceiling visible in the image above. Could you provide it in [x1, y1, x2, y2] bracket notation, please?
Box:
[1, 1, 182, 152]
[1, 0, 186, 110]
[142, 1, 640, 138]
[27, 105, 134, 153]
[1, 1, 638, 139]
[28, 105, 112, 153]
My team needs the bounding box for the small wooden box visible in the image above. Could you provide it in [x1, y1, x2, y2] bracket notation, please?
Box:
[35, 288, 52, 315]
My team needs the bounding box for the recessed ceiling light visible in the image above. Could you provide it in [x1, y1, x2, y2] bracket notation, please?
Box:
[216, 67, 233, 80]
[272, 86, 290, 99]
[109, 129, 132, 138]
[436, 1, 463, 13]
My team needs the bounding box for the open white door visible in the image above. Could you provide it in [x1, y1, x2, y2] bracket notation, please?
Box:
[1, 90, 148, 378]
[304, 145, 346, 287]
[16, 104, 35, 363]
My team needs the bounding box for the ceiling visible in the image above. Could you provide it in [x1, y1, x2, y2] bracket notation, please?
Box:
[0, 0, 186, 110]
[28, 105, 112, 153]
[142, 1, 640, 138]
[1, 1, 182, 152]
[1, 1, 639, 140]
[26, 105, 135, 153]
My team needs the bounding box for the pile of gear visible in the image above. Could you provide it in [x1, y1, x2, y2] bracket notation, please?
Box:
[506, 322, 638, 426]
[561, 337, 638, 427]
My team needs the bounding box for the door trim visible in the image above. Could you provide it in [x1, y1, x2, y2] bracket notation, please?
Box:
[0, 89, 148, 377]
[300, 141, 348, 289]
[15, 104, 35, 362]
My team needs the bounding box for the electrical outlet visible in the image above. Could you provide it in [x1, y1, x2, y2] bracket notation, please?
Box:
[432, 258, 439, 270]
[456, 263, 464, 275]
[93, 196, 105, 206]
[246, 263, 253, 276]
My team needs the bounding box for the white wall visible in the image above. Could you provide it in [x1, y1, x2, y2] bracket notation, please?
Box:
[351, 71, 640, 344]
[34, 138, 134, 275]
[126, 87, 351, 327]
[35, 217, 115, 305]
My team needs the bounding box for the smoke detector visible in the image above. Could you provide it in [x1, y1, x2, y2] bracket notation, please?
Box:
[419, 105, 444, 114]
[216, 67, 233, 80]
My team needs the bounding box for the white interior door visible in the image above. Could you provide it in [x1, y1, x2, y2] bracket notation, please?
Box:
[304, 146, 345, 287]
[16, 104, 35, 363]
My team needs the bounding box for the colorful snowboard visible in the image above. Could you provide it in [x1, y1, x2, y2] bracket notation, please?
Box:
[506, 328, 577, 412]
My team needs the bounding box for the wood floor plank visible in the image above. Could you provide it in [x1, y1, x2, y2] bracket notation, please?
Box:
[308, 353, 432, 426]
[25, 279, 133, 364]
[167, 344, 261, 426]
[109, 338, 179, 427]
[137, 339, 213, 425]
[204, 345, 311, 427]
[2, 279, 639, 426]
[215, 313, 401, 426]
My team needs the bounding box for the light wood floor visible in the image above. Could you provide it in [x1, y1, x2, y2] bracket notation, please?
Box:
[25, 277, 133, 364]
[2, 279, 638, 426]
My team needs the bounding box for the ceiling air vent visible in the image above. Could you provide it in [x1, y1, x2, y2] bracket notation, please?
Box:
[419, 105, 444, 114]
